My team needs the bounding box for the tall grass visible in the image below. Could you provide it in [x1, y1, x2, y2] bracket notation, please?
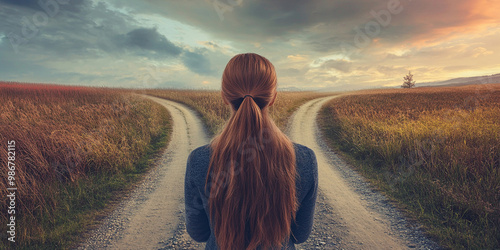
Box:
[318, 84, 500, 249]
[0, 82, 171, 249]
[145, 89, 334, 135]
[0, 83, 331, 248]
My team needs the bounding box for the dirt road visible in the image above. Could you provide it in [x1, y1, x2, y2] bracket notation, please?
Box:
[78, 95, 208, 249]
[78, 95, 437, 250]
[287, 95, 438, 249]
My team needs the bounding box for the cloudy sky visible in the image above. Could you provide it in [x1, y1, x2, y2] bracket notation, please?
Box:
[0, 0, 499, 90]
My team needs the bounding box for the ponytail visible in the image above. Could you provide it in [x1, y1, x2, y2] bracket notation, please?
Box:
[206, 53, 297, 250]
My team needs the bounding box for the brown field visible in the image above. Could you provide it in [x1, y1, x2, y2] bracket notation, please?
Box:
[145, 89, 334, 135]
[6, 80, 498, 249]
[0, 82, 171, 248]
[318, 83, 500, 249]
[0, 83, 332, 248]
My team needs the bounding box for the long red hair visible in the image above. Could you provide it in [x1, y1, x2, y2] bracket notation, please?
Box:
[206, 53, 298, 249]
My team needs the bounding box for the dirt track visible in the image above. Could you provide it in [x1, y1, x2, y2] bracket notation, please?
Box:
[77, 95, 209, 249]
[77, 95, 438, 250]
[289, 95, 403, 248]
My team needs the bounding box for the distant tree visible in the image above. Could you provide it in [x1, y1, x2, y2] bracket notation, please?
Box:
[401, 71, 416, 88]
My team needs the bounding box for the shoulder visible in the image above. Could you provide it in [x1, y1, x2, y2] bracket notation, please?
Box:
[292, 143, 317, 167]
[186, 144, 211, 181]
[293, 143, 315, 158]
[292, 142, 317, 177]
[188, 144, 211, 162]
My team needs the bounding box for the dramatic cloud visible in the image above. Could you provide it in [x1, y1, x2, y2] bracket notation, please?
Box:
[121, 27, 182, 57]
[181, 50, 214, 76]
[0, 0, 499, 89]
[0, 0, 87, 12]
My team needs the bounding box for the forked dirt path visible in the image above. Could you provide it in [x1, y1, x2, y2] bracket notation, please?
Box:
[78, 94, 437, 250]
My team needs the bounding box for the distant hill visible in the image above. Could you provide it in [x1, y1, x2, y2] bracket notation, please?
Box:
[418, 73, 500, 87]
[278, 86, 303, 91]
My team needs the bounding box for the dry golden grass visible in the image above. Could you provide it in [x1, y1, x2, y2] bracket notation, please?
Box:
[0, 83, 333, 248]
[145, 89, 334, 135]
[319, 83, 500, 249]
[0, 82, 171, 248]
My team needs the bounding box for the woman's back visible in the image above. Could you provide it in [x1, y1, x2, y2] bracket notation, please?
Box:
[184, 53, 318, 249]
[185, 142, 318, 249]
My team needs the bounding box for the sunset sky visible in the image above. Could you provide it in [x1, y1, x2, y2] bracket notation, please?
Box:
[0, 0, 499, 90]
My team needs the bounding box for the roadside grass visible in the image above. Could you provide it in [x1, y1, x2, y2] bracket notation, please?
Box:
[0, 82, 171, 249]
[145, 89, 335, 135]
[0, 83, 334, 248]
[318, 84, 500, 249]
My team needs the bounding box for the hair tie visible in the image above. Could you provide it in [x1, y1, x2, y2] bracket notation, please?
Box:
[243, 95, 254, 99]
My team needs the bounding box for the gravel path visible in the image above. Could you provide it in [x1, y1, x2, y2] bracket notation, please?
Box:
[76, 95, 440, 250]
[287, 95, 440, 250]
[77, 95, 208, 249]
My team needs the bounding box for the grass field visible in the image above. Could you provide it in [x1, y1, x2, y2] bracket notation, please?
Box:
[0, 82, 171, 249]
[318, 84, 500, 249]
[0, 83, 331, 248]
[145, 89, 334, 135]
[6, 81, 497, 249]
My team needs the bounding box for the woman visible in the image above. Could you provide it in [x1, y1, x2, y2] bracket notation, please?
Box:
[184, 53, 318, 250]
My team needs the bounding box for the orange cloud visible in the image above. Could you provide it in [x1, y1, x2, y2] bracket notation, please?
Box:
[393, 0, 500, 47]
[287, 54, 308, 62]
